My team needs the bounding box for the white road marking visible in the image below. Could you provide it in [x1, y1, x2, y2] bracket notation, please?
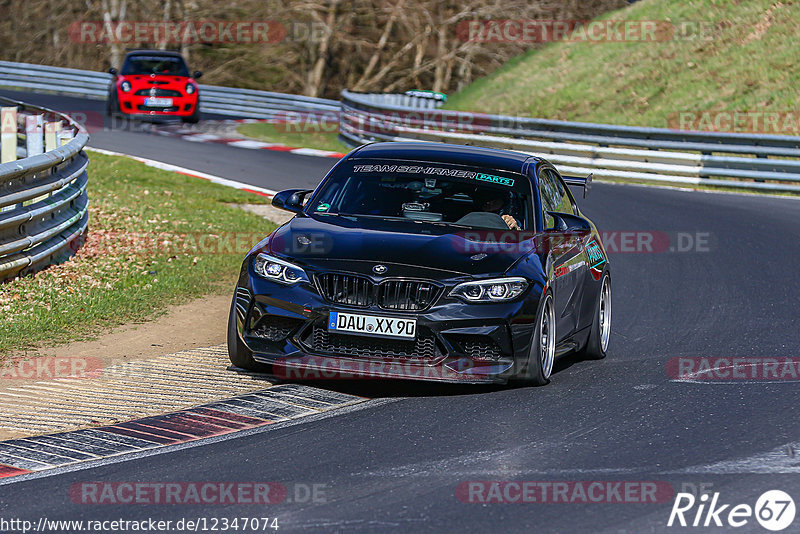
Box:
[84, 147, 277, 197]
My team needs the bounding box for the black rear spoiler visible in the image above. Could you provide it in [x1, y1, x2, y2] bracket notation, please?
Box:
[563, 173, 592, 198]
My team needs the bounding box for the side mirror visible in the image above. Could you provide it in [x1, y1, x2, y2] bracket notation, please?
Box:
[546, 211, 591, 232]
[272, 188, 313, 214]
[192, 71, 203, 79]
[108, 67, 118, 75]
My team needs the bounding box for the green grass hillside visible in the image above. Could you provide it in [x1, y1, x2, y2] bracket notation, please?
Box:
[446, 0, 798, 130]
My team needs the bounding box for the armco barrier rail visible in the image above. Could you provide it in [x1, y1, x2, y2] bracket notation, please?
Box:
[0, 60, 339, 119]
[4, 60, 800, 193]
[0, 96, 89, 281]
[340, 90, 800, 193]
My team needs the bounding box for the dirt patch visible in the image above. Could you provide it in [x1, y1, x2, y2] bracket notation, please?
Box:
[742, 3, 781, 45]
[32, 293, 232, 363]
[231, 203, 294, 225]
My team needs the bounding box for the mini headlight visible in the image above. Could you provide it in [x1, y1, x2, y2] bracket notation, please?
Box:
[185, 83, 196, 95]
[120, 80, 132, 92]
[253, 253, 309, 285]
[450, 277, 528, 303]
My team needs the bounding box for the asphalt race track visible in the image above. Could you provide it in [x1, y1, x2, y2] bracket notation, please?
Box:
[2, 90, 800, 532]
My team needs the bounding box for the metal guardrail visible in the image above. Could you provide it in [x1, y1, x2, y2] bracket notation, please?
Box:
[340, 90, 800, 193]
[0, 96, 89, 281]
[0, 60, 339, 119]
[4, 61, 799, 193]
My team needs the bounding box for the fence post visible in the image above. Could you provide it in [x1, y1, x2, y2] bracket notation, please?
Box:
[25, 114, 44, 156]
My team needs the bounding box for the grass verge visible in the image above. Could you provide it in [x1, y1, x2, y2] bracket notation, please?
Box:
[237, 122, 349, 153]
[446, 0, 798, 129]
[0, 152, 275, 356]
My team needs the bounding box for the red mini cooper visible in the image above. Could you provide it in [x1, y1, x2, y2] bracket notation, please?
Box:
[107, 50, 202, 123]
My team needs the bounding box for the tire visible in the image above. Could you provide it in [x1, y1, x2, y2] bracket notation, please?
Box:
[515, 291, 556, 386]
[105, 93, 117, 117]
[227, 296, 271, 372]
[578, 273, 612, 360]
[182, 104, 200, 124]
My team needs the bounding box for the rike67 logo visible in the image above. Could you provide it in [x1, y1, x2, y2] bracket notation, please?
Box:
[668, 490, 795, 531]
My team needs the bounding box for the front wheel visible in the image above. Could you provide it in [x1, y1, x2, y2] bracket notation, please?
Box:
[182, 104, 200, 124]
[227, 296, 271, 372]
[515, 291, 556, 386]
[579, 273, 612, 360]
[106, 92, 118, 117]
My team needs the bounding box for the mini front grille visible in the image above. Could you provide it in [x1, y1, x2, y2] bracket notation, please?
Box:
[312, 327, 439, 361]
[135, 88, 182, 97]
[137, 105, 179, 112]
[316, 273, 440, 311]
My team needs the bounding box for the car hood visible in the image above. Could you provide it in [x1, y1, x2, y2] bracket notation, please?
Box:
[266, 215, 535, 278]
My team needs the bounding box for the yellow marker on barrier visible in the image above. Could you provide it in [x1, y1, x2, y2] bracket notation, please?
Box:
[44, 121, 61, 152]
[1, 107, 18, 163]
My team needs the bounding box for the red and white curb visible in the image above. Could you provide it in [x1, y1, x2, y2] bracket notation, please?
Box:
[153, 121, 346, 159]
[85, 147, 277, 198]
[0, 384, 365, 479]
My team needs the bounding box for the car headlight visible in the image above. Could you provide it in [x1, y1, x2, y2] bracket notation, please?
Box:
[185, 83, 196, 95]
[253, 253, 309, 285]
[120, 80, 131, 92]
[450, 277, 528, 303]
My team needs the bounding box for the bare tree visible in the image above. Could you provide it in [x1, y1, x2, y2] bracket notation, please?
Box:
[0, 0, 628, 97]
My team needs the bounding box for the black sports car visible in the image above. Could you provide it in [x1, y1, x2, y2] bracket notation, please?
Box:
[228, 142, 611, 385]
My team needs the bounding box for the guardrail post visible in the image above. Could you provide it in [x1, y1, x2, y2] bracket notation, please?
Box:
[1, 107, 17, 163]
[25, 114, 44, 156]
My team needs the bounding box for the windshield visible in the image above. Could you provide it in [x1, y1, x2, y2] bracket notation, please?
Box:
[121, 55, 189, 76]
[308, 159, 531, 230]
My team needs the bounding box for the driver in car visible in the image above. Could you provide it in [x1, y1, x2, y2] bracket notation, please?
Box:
[478, 190, 521, 230]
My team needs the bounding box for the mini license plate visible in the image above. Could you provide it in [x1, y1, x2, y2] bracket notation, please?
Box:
[328, 312, 416, 340]
[144, 97, 173, 107]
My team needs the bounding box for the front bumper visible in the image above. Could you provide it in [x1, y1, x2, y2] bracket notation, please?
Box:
[232, 265, 542, 384]
[118, 93, 198, 117]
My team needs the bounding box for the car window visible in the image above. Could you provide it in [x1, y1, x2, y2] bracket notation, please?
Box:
[537, 169, 557, 229]
[121, 55, 190, 76]
[308, 160, 531, 231]
[539, 168, 577, 227]
[547, 169, 578, 215]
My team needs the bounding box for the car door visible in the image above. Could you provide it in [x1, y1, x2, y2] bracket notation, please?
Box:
[537, 167, 585, 340]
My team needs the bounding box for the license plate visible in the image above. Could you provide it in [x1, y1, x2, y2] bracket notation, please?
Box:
[144, 97, 173, 107]
[328, 312, 416, 340]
